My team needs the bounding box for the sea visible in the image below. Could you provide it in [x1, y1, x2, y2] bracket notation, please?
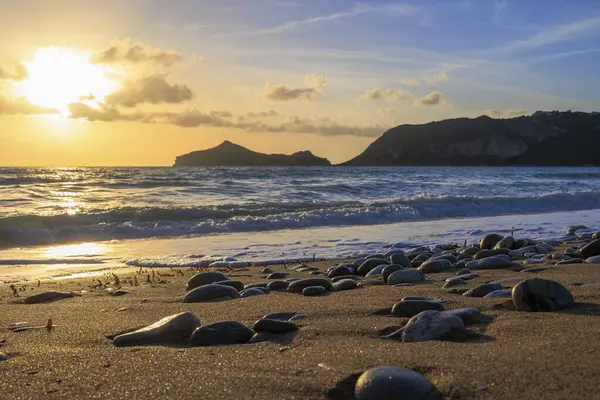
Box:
[1, 166, 600, 282]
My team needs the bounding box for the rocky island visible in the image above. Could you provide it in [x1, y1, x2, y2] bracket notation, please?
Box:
[173, 141, 331, 166]
[342, 111, 600, 166]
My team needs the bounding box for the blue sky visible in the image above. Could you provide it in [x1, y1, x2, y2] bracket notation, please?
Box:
[0, 0, 599, 165]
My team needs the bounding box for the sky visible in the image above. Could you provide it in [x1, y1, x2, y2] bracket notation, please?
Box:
[0, 0, 599, 166]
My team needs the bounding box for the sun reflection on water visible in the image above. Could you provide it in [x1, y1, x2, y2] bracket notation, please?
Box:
[45, 242, 105, 258]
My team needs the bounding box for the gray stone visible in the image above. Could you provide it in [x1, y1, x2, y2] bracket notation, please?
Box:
[430, 254, 458, 263]
[480, 233, 504, 249]
[463, 283, 503, 297]
[263, 312, 298, 321]
[521, 267, 548, 273]
[287, 278, 332, 293]
[381, 265, 405, 283]
[494, 236, 515, 250]
[267, 280, 289, 291]
[113, 312, 200, 346]
[332, 279, 357, 291]
[109, 290, 129, 297]
[466, 257, 519, 270]
[483, 289, 511, 298]
[461, 247, 480, 256]
[581, 239, 600, 258]
[357, 258, 390, 276]
[585, 256, 600, 264]
[384, 248, 406, 258]
[189, 321, 254, 346]
[474, 249, 509, 260]
[261, 267, 273, 274]
[444, 307, 485, 325]
[417, 259, 452, 274]
[512, 278, 575, 312]
[456, 268, 472, 276]
[393, 283, 415, 287]
[215, 280, 244, 292]
[245, 282, 269, 289]
[387, 270, 425, 285]
[302, 286, 326, 296]
[183, 284, 239, 303]
[328, 265, 355, 278]
[267, 272, 289, 279]
[390, 253, 412, 268]
[331, 275, 361, 282]
[185, 271, 229, 290]
[402, 310, 464, 342]
[354, 366, 435, 400]
[442, 277, 466, 288]
[0, 352, 7, 361]
[391, 300, 444, 317]
[401, 296, 427, 301]
[239, 288, 265, 298]
[253, 319, 297, 334]
[24, 291, 74, 304]
[556, 258, 584, 265]
[248, 331, 273, 344]
[365, 264, 388, 277]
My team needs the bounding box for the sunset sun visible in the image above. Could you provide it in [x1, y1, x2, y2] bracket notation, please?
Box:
[16, 47, 119, 116]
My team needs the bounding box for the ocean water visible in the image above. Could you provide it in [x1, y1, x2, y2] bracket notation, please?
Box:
[1, 166, 599, 281]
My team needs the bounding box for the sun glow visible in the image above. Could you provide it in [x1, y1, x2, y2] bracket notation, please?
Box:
[16, 47, 120, 116]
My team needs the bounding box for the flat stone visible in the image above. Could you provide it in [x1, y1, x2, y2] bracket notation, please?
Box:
[331, 275, 361, 282]
[215, 280, 244, 292]
[113, 312, 200, 346]
[287, 278, 332, 293]
[24, 291, 74, 304]
[585, 256, 600, 264]
[245, 282, 269, 289]
[266, 280, 289, 291]
[253, 318, 297, 334]
[183, 284, 239, 303]
[391, 300, 444, 317]
[267, 272, 289, 279]
[357, 258, 390, 276]
[483, 289, 511, 298]
[393, 283, 415, 287]
[522, 259, 544, 265]
[556, 259, 584, 265]
[521, 267, 549, 273]
[580, 239, 600, 258]
[387, 270, 425, 285]
[239, 288, 265, 298]
[466, 257, 519, 270]
[185, 271, 229, 290]
[332, 279, 357, 291]
[417, 259, 452, 274]
[456, 268, 472, 276]
[402, 310, 464, 342]
[302, 286, 326, 296]
[354, 366, 436, 400]
[512, 278, 575, 312]
[390, 253, 412, 268]
[480, 233, 504, 249]
[248, 331, 274, 344]
[443, 277, 466, 288]
[463, 283, 503, 297]
[189, 321, 254, 346]
[263, 312, 298, 320]
[309, 271, 325, 275]
[381, 265, 405, 283]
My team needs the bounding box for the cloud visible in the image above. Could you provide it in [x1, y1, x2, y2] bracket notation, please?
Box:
[484, 108, 529, 118]
[362, 88, 412, 102]
[92, 37, 182, 67]
[414, 91, 443, 107]
[68, 102, 148, 122]
[0, 63, 27, 81]
[304, 74, 328, 89]
[401, 78, 421, 87]
[424, 72, 449, 85]
[493, 0, 508, 23]
[105, 74, 193, 108]
[263, 75, 327, 102]
[0, 96, 58, 115]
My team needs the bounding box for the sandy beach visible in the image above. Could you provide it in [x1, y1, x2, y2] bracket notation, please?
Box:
[2, 245, 600, 399]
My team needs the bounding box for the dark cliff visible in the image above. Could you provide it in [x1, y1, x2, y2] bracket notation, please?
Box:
[173, 141, 331, 166]
[342, 111, 600, 166]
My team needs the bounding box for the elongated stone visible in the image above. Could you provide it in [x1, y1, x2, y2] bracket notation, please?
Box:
[332, 279, 357, 291]
[387, 270, 425, 285]
[391, 300, 444, 317]
[267, 280, 289, 291]
[189, 321, 254, 346]
[113, 312, 200, 346]
[302, 286, 326, 296]
[239, 288, 265, 298]
[185, 271, 229, 290]
[287, 278, 332, 293]
[463, 283, 503, 297]
[253, 319, 297, 334]
[263, 312, 298, 321]
[466, 257, 519, 270]
[24, 291, 74, 304]
[183, 284, 239, 303]
[357, 259, 390, 276]
[215, 280, 244, 292]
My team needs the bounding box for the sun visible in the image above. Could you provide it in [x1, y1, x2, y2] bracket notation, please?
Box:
[15, 47, 120, 116]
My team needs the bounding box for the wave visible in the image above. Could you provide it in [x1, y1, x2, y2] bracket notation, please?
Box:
[1, 189, 600, 248]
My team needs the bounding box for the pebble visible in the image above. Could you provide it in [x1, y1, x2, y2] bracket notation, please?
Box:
[24, 291, 74, 304]
[480, 233, 504, 249]
[580, 239, 600, 258]
[266, 280, 289, 291]
[494, 236, 515, 250]
[402, 310, 464, 342]
[391, 300, 444, 317]
[390, 253, 412, 268]
[521, 267, 548, 273]
[309, 271, 325, 275]
[296, 266, 318, 272]
[302, 286, 327, 296]
[466, 257, 519, 270]
[189, 321, 255, 346]
[253, 319, 297, 334]
[239, 288, 265, 298]
[417, 259, 452, 274]
[263, 312, 298, 321]
[185, 271, 229, 290]
[328, 265, 355, 278]
[456, 268, 472, 276]
[586, 256, 600, 264]
[331, 275, 361, 282]
[215, 280, 245, 291]
[382, 265, 405, 283]
[522, 259, 544, 265]
[113, 312, 201, 346]
[357, 259, 390, 276]
[0, 352, 7, 361]
[357, 279, 384, 287]
[556, 259, 584, 265]
[354, 366, 437, 400]
[248, 332, 274, 344]
[245, 282, 269, 289]
[332, 279, 357, 291]
[267, 272, 289, 279]
[183, 284, 239, 303]
[442, 277, 466, 288]
[365, 265, 388, 277]
[444, 307, 486, 325]
[483, 289, 512, 298]
[287, 278, 332, 293]
[387, 270, 425, 285]
[401, 296, 427, 301]
[512, 278, 575, 312]
[261, 267, 273, 274]
[463, 282, 503, 297]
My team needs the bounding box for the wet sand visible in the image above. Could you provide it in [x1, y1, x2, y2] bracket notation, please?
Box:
[1, 254, 600, 399]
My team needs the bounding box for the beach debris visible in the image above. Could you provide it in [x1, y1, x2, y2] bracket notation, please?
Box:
[353, 366, 441, 400]
[183, 283, 239, 303]
[112, 312, 200, 346]
[189, 321, 254, 346]
[10, 285, 18, 297]
[512, 278, 574, 312]
[185, 271, 230, 290]
[401, 310, 464, 342]
[23, 291, 75, 304]
[391, 300, 444, 318]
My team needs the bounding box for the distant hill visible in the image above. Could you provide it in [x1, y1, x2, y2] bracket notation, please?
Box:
[173, 141, 331, 166]
[342, 111, 600, 166]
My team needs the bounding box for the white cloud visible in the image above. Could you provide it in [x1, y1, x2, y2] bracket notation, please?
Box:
[401, 78, 421, 87]
[304, 74, 328, 89]
[92, 37, 182, 67]
[362, 88, 412, 102]
[414, 91, 443, 107]
[105, 74, 193, 108]
[264, 74, 328, 102]
[484, 108, 529, 118]
[424, 72, 449, 85]
[0, 96, 58, 115]
[0, 63, 27, 81]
